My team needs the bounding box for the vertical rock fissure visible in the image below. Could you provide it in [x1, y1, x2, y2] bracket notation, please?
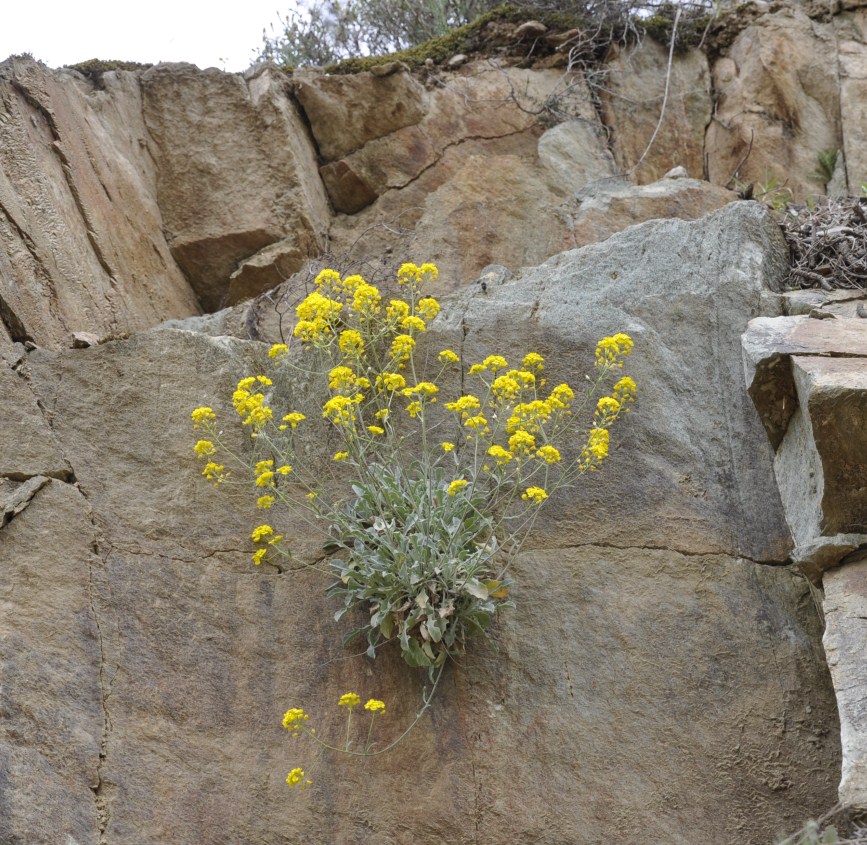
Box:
[87, 534, 114, 845]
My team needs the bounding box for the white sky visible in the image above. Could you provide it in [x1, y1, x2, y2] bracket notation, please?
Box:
[1, 0, 294, 73]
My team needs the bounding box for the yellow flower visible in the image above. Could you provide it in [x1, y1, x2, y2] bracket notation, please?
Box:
[252, 548, 267, 566]
[306, 492, 317, 500]
[268, 343, 289, 358]
[416, 297, 440, 321]
[445, 395, 481, 416]
[586, 427, 609, 460]
[400, 315, 427, 333]
[522, 352, 544, 371]
[536, 445, 561, 464]
[297, 291, 343, 323]
[202, 461, 225, 481]
[549, 383, 575, 408]
[595, 333, 634, 366]
[255, 459, 274, 474]
[448, 479, 468, 496]
[402, 382, 439, 398]
[419, 262, 438, 280]
[438, 349, 459, 364]
[251, 524, 274, 543]
[374, 408, 390, 421]
[283, 708, 309, 730]
[508, 430, 536, 454]
[323, 395, 359, 426]
[352, 283, 381, 315]
[257, 495, 276, 509]
[341, 274, 365, 291]
[193, 439, 216, 457]
[506, 400, 552, 434]
[441, 442, 455, 452]
[286, 768, 311, 788]
[510, 369, 536, 388]
[482, 355, 508, 372]
[386, 299, 410, 320]
[328, 366, 357, 391]
[237, 377, 256, 390]
[492, 375, 520, 401]
[613, 376, 637, 404]
[338, 330, 364, 355]
[522, 486, 548, 504]
[333, 451, 349, 461]
[487, 445, 512, 466]
[256, 471, 275, 487]
[390, 334, 415, 364]
[256, 375, 272, 386]
[191, 406, 216, 427]
[376, 372, 406, 392]
[364, 698, 386, 714]
[406, 401, 422, 418]
[314, 268, 341, 290]
[397, 262, 421, 286]
[338, 692, 361, 710]
[294, 318, 328, 343]
[464, 414, 488, 431]
[282, 412, 305, 428]
[368, 425, 385, 436]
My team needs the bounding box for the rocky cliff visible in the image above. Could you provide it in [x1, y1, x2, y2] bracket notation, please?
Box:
[1, 3, 867, 843]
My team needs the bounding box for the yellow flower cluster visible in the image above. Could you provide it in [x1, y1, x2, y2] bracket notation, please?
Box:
[595, 333, 634, 367]
[286, 767, 311, 788]
[232, 376, 274, 429]
[191, 406, 216, 428]
[364, 698, 386, 714]
[522, 486, 548, 504]
[448, 479, 468, 496]
[338, 692, 361, 710]
[283, 708, 309, 730]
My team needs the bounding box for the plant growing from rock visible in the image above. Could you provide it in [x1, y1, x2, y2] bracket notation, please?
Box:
[191, 261, 636, 785]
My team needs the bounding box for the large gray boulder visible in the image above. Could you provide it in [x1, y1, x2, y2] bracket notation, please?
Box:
[0, 202, 842, 844]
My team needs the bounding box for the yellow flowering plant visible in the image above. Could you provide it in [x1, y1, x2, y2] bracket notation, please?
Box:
[191, 263, 636, 679]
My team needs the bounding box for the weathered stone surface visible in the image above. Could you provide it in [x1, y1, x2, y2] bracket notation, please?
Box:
[293, 66, 427, 162]
[435, 202, 791, 561]
[823, 554, 867, 808]
[781, 289, 867, 318]
[706, 8, 841, 201]
[0, 57, 200, 350]
[743, 315, 867, 449]
[537, 119, 617, 193]
[8, 204, 841, 843]
[140, 64, 330, 311]
[600, 41, 711, 184]
[791, 356, 867, 536]
[0, 361, 70, 480]
[835, 10, 867, 195]
[564, 177, 736, 249]
[26, 332, 268, 561]
[0, 478, 103, 845]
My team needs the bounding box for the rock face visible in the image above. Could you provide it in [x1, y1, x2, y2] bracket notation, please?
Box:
[1, 204, 842, 844]
[0, 57, 200, 351]
[600, 40, 711, 183]
[140, 64, 331, 311]
[706, 7, 841, 199]
[742, 294, 867, 810]
[5, 7, 867, 839]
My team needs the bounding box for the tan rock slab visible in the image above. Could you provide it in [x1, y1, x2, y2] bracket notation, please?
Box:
[0, 57, 200, 349]
[0, 361, 70, 480]
[0, 479, 103, 844]
[293, 67, 427, 162]
[140, 64, 330, 311]
[705, 8, 841, 201]
[600, 41, 711, 184]
[823, 554, 867, 808]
